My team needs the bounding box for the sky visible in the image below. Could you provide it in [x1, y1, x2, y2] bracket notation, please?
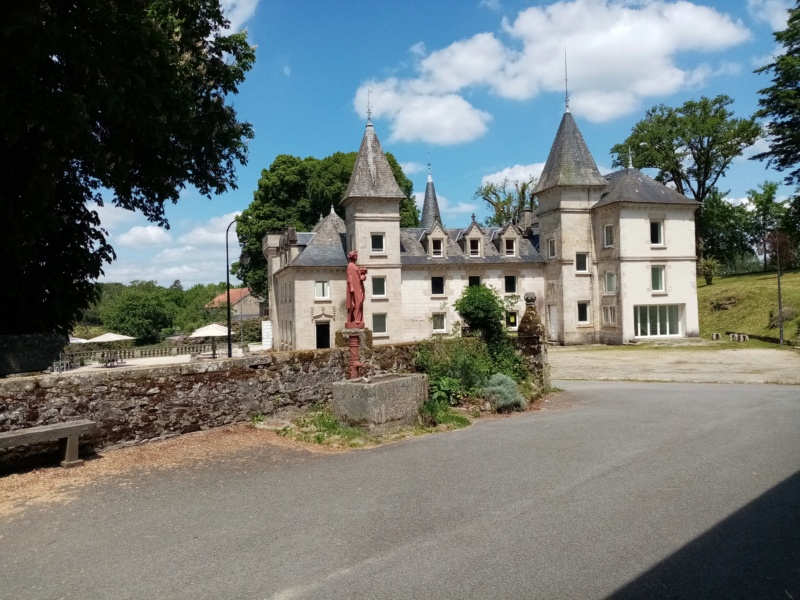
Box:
[96, 0, 795, 288]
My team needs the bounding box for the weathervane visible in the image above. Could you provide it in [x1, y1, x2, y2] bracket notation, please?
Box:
[367, 88, 372, 122]
[564, 48, 570, 112]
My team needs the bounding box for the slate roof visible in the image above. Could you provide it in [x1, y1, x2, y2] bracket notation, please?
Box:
[420, 171, 443, 229]
[399, 227, 545, 265]
[342, 119, 406, 202]
[290, 210, 348, 267]
[595, 168, 699, 208]
[534, 110, 607, 194]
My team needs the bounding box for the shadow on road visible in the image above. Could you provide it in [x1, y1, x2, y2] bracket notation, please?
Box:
[606, 470, 800, 599]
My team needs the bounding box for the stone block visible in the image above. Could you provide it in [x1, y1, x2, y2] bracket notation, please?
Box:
[332, 374, 427, 433]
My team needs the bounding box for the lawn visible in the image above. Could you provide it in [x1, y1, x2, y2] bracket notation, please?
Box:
[697, 269, 799, 343]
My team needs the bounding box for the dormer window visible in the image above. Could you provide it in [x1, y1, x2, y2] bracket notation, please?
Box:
[432, 238, 443, 257]
[469, 239, 481, 257]
[505, 239, 516, 257]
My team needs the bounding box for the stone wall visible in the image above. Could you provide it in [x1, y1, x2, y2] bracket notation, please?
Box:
[0, 333, 67, 377]
[0, 343, 418, 464]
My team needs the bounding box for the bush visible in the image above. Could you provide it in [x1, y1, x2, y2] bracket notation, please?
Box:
[768, 306, 798, 328]
[419, 398, 470, 428]
[478, 373, 526, 412]
[415, 337, 493, 392]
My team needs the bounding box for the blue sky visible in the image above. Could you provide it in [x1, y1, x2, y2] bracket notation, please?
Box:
[97, 0, 795, 288]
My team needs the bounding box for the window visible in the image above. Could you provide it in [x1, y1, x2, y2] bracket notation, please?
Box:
[506, 311, 518, 329]
[431, 276, 445, 296]
[602, 306, 617, 325]
[605, 271, 617, 294]
[432, 238, 443, 257]
[372, 313, 387, 334]
[469, 239, 481, 257]
[651, 266, 665, 292]
[634, 305, 680, 336]
[505, 239, 516, 256]
[468, 275, 481, 287]
[577, 302, 590, 324]
[547, 238, 556, 258]
[650, 220, 663, 245]
[504, 275, 517, 294]
[372, 276, 386, 297]
[604, 224, 614, 248]
[432, 313, 446, 332]
[314, 281, 329, 299]
[371, 233, 385, 253]
[575, 252, 589, 273]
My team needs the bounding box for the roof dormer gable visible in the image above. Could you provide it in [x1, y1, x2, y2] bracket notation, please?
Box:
[460, 218, 485, 258]
[421, 222, 448, 258]
[495, 223, 521, 257]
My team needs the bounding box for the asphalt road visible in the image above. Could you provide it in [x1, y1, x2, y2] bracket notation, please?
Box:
[2, 381, 799, 600]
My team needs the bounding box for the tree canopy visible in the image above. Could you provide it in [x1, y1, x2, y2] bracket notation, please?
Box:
[0, 0, 255, 335]
[610, 95, 761, 204]
[696, 189, 754, 270]
[754, 2, 800, 186]
[473, 177, 537, 227]
[746, 181, 788, 270]
[235, 151, 420, 299]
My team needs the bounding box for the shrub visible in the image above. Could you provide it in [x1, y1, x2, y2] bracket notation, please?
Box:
[415, 337, 492, 392]
[419, 398, 470, 428]
[698, 257, 721, 285]
[768, 306, 798, 328]
[478, 373, 526, 412]
[429, 376, 466, 406]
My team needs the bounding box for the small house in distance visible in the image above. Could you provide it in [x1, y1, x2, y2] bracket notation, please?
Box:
[205, 288, 267, 321]
[263, 109, 700, 350]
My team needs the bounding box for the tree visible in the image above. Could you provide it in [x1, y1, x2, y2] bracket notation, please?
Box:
[610, 95, 761, 204]
[174, 283, 228, 333]
[235, 151, 419, 299]
[697, 188, 754, 269]
[100, 287, 175, 343]
[754, 2, 800, 186]
[473, 177, 537, 227]
[0, 0, 255, 335]
[746, 181, 787, 270]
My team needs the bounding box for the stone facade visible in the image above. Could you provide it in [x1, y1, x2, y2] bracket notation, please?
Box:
[0, 344, 418, 465]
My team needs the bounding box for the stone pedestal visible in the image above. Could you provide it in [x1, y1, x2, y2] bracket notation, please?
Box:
[344, 328, 367, 379]
[517, 292, 550, 393]
[332, 374, 428, 433]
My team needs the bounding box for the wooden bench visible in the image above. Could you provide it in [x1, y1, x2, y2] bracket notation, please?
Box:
[0, 420, 97, 468]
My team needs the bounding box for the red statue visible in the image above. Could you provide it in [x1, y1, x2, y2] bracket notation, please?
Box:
[346, 250, 367, 329]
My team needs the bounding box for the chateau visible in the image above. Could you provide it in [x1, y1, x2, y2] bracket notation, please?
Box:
[263, 109, 700, 349]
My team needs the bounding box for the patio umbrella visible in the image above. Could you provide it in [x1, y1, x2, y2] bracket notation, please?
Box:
[189, 323, 229, 358]
[69, 336, 88, 344]
[87, 332, 136, 343]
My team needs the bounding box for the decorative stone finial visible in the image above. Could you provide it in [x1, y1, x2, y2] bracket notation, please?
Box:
[524, 292, 537, 305]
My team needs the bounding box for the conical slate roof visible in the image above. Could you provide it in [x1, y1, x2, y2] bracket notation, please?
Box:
[342, 119, 406, 203]
[292, 208, 348, 267]
[596, 168, 699, 208]
[420, 169, 443, 229]
[534, 110, 607, 194]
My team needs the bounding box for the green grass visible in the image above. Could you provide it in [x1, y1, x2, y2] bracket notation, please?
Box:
[698, 269, 800, 344]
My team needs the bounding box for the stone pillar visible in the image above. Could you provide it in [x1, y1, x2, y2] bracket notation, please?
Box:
[516, 292, 550, 393]
[345, 328, 367, 379]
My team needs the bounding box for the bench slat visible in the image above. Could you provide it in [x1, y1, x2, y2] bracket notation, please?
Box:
[0, 420, 96, 449]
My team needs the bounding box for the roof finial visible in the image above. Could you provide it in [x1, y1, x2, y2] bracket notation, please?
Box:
[627, 146, 633, 169]
[367, 88, 372, 123]
[330, 204, 335, 214]
[564, 48, 570, 113]
[471, 213, 477, 223]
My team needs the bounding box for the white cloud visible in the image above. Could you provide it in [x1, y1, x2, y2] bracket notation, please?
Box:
[747, 0, 792, 30]
[481, 163, 545, 186]
[155, 246, 197, 261]
[88, 202, 139, 231]
[480, 0, 502, 10]
[116, 225, 171, 247]
[220, 0, 259, 32]
[400, 161, 427, 175]
[355, 0, 751, 141]
[409, 42, 426, 57]
[178, 211, 242, 246]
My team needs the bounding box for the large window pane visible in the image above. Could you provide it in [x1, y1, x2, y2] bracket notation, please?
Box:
[658, 305, 667, 335]
[668, 305, 679, 334]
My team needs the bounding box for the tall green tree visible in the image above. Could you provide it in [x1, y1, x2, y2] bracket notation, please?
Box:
[697, 189, 754, 269]
[100, 285, 176, 343]
[473, 177, 537, 227]
[235, 151, 419, 299]
[0, 0, 255, 335]
[754, 2, 800, 186]
[610, 95, 761, 204]
[746, 181, 788, 270]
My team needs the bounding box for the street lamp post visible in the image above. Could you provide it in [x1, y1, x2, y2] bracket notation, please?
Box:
[225, 220, 250, 358]
[226, 220, 236, 358]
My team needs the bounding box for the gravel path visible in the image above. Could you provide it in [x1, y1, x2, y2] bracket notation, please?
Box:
[549, 346, 800, 384]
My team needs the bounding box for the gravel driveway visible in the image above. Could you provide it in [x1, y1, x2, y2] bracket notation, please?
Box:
[548, 346, 800, 385]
